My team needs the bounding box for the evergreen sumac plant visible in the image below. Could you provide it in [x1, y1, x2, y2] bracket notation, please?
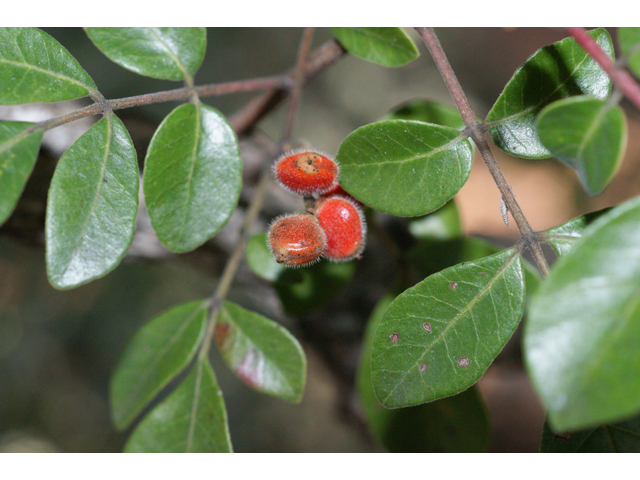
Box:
[2, 27, 640, 453]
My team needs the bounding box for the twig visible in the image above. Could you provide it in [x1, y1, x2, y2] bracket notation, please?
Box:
[566, 27, 640, 112]
[415, 27, 550, 276]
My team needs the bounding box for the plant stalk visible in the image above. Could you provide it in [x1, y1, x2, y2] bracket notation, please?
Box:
[415, 27, 550, 276]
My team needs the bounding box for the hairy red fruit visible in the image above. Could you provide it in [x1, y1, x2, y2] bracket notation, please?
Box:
[314, 196, 366, 262]
[322, 183, 363, 206]
[267, 213, 326, 266]
[273, 150, 339, 196]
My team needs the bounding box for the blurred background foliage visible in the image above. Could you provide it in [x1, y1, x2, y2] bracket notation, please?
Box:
[2, 27, 640, 452]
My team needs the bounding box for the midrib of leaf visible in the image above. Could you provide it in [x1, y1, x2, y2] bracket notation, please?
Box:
[575, 102, 610, 161]
[117, 302, 206, 422]
[352, 132, 465, 168]
[148, 28, 193, 84]
[186, 357, 204, 451]
[0, 126, 40, 158]
[487, 51, 593, 128]
[381, 250, 519, 402]
[176, 104, 201, 246]
[59, 116, 113, 279]
[0, 57, 96, 95]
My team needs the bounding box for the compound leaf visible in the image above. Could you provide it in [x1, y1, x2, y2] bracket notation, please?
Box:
[358, 295, 490, 452]
[110, 300, 209, 430]
[536, 96, 626, 196]
[46, 114, 139, 289]
[486, 28, 613, 159]
[85, 27, 206, 81]
[336, 120, 473, 216]
[215, 302, 306, 403]
[331, 27, 419, 67]
[525, 195, 640, 431]
[618, 27, 640, 78]
[143, 103, 241, 253]
[0, 27, 97, 104]
[124, 355, 232, 453]
[371, 249, 525, 408]
[0, 121, 43, 225]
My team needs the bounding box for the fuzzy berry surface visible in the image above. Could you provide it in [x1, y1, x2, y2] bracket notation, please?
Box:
[273, 150, 339, 196]
[314, 196, 366, 261]
[267, 213, 326, 266]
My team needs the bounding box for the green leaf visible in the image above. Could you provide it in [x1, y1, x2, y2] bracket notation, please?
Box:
[46, 114, 139, 289]
[540, 414, 640, 452]
[330, 27, 419, 67]
[0, 121, 43, 225]
[543, 207, 611, 257]
[215, 302, 306, 403]
[358, 295, 490, 452]
[245, 232, 285, 282]
[536, 96, 626, 196]
[486, 28, 613, 159]
[110, 300, 209, 430]
[371, 249, 525, 408]
[143, 103, 241, 253]
[0, 27, 97, 104]
[618, 27, 640, 78]
[124, 355, 232, 453]
[85, 27, 206, 81]
[383, 99, 468, 130]
[525, 195, 640, 431]
[336, 120, 473, 216]
[408, 200, 462, 241]
[274, 260, 355, 315]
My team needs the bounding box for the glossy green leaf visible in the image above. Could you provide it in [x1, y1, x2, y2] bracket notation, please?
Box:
[618, 27, 640, 78]
[143, 103, 241, 253]
[537, 96, 626, 196]
[371, 249, 525, 408]
[540, 414, 640, 452]
[246, 232, 285, 282]
[110, 300, 209, 430]
[486, 28, 613, 159]
[336, 120, 473, 216]
[543, 207, 611, 257]
[85, 27, 206, 81]
[46, 114, 139, 289]
[274, 260, 355, 315]
[384, 99, 469, 130]
[124, 356, 232, 453]
[358, 295, 490, 452]
[0, 27, 97, 104]
[0, 121, 43, 225]
[525, 195, 640, 431]
[215, 302, 306, 403]
[330, 27, 419, 67]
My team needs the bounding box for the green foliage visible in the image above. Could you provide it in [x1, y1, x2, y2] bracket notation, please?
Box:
[85, 27, 207, 81]
[124, 355, 232, 453]
[486, 28, 613, 159]
[618, 27, 640, 78]
[0, 121, 42, 225]
[110, 300, 209, 430]
[536, 96, 626, 196]
[525, 196, 640, 432]
[0, 27, 97, 104]
[330, 27, 419, 67]
[45, 114, 139, 289]
[384, 98, 472, 130]
[543, 207, 610, 257]
[143, 103, 242, 253]
[371, 249, 525, 408]
[336, 120, 473, 216]
[215, 302, 306, 403]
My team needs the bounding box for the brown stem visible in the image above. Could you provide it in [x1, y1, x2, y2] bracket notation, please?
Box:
[566, 27, 640, 112]
[415, 27, 550, 276]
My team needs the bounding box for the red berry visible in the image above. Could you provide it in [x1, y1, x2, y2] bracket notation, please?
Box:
[267, 213, 326, 266]
[322, 183, 363, 207]
[273, 150, 339, 196]
[314, 196, 366, 262]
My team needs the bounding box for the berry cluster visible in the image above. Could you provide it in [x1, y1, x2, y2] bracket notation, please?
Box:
[268, 150, 366, 267]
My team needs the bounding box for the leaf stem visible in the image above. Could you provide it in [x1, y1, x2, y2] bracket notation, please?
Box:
[415, 27, 550, 276]
[566, 27, 640, 112]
